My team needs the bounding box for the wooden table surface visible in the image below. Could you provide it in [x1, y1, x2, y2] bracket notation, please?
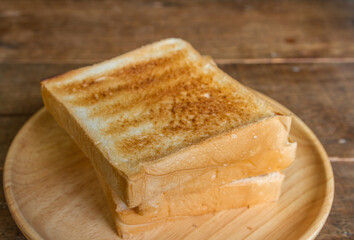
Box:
[0, 0, 353, 239]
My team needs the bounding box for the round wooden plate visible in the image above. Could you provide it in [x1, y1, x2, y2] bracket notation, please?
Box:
[4, 96, 334, 240]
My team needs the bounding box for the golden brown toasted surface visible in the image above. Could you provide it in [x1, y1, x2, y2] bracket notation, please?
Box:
[43, 39, 275, 169]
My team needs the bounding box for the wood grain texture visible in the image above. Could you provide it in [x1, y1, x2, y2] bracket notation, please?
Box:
[0, 0, 353, 238]
[0, 116, 29, 165]
[0, 0, 353, 63]
[3, 94, 334, 239]
[1, 63, 352, 158]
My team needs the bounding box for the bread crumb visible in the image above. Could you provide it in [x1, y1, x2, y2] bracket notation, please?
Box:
[211, 174, 216, 180]
[253, 135, 257, 139]
[202, 93, 210, 98]
[96, 76, 107, 82]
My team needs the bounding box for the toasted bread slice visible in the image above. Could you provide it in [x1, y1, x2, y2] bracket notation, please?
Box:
[97, 172, 284, 237]
[41, 38, 295, 207]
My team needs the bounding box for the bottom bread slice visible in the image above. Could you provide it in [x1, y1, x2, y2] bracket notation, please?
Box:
[97, 172, 284, 237]
[136, 143, 295, 215]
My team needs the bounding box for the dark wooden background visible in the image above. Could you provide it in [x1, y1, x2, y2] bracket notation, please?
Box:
[0, 0, 353, 239]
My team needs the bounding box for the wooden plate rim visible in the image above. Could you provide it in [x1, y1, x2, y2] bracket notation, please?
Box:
[4, 108, 46, 240]
[3, 95, 334, 240]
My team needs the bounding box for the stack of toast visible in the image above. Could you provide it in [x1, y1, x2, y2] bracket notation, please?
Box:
[41, 39, 296, 237]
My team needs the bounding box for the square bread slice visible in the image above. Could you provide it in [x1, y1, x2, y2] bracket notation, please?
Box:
[41, 38, 295, 207]
[136, 144, 295, 214]
[97, 171, 284, 238]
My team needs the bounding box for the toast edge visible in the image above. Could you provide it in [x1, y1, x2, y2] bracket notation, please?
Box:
[137, 143, 295, 215]
[41, 84, 136, 205]
[97, 171, 284, 237]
